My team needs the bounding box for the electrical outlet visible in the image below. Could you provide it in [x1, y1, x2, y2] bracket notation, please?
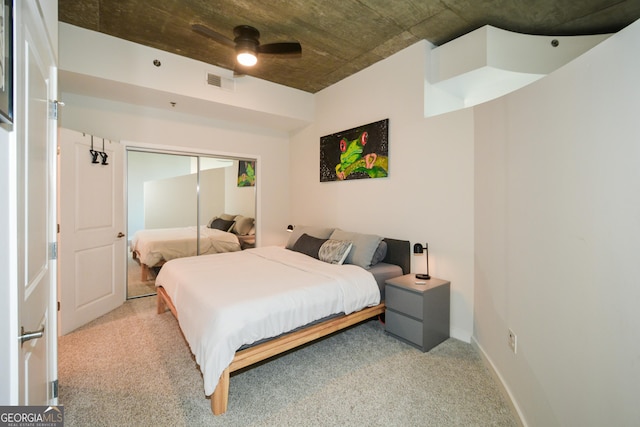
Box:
[508, 329, 517, 353]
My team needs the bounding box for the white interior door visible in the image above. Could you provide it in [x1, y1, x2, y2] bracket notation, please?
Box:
[16, 0, 58, 405]
[59, 128, 125, 335]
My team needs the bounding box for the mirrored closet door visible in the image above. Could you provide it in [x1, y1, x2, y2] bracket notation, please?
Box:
[126, 149, 256, 299]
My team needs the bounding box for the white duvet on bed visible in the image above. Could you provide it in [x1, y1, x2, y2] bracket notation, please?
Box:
[155, 245, 381, 396]
[131, 226, 240, 267]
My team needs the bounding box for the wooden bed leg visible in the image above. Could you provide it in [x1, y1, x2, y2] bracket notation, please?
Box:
[141, 263, 149, 281]
[157, 293, 166, 314]
[211, 368, 230, 415]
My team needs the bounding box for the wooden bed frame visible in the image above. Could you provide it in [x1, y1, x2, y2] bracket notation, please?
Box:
[157, 287, 385, 414]
[156, 237, 410, 415]
[132, 249, 163, 281]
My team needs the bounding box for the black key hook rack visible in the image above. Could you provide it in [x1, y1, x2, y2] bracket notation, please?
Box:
[89, 135, 109, 165]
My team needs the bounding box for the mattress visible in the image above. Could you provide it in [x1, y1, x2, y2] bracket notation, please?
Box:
[368, 262, 403, 299]
[131, 225, 240, 266]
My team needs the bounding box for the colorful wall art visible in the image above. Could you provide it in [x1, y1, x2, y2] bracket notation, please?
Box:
[237, 160, 256, 187]
[320, 119, 388, 182]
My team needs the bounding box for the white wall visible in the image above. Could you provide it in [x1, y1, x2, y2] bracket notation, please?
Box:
[200, 167, 229, 223]
[290, 42, 476, 342]
[127, 151, 192, 236]
[143, 167, 225, 229]
[58, 95, 290, 246]
[144, 173, 198, 229]
[473, 20, 640, 426]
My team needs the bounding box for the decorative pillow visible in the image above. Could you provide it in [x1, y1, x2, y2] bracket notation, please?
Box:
[208, 218, 235, 232]
[286, 226, 335, 249]
[319, 240, 353, 265]
[370, 240, 388, 266]
[207, 216, 217, 228]
[232, 215, 254, 235]
[291, 233, 326, 259]
[328, 230, 383, 269]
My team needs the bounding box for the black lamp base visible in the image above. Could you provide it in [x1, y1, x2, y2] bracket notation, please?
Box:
[415, 273, 431, 280]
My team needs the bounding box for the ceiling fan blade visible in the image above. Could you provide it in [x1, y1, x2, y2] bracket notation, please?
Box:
[258, 42, 302, 55]
[192, 24, 235, 48]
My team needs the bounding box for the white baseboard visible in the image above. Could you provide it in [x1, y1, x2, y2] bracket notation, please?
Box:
[450, 326, 472, 343]
[471, 336, 527, 427]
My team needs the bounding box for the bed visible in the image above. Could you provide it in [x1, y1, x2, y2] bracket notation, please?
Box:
[131, 226, 240, 280]
[155, 226, 410, 415]
[131, 214, 255, 280]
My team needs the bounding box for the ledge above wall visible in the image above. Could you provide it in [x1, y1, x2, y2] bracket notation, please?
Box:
[59, 23, 314, 132]
[426, 25, 611, 117]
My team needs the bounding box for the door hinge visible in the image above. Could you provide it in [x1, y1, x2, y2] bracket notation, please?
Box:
[51, 379, 59, 399]
[50, 242, 57, 260]
[57, 301, 60, 311]
[49, 100, 64, 120]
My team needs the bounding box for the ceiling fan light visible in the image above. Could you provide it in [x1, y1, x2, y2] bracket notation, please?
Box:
[237, 51, 257, 66]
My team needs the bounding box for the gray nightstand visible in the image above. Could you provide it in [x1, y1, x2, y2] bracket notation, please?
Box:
[384, 274, 450, 352]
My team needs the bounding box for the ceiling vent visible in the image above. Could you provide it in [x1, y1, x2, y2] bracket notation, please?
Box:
[206, 72, 235, 91]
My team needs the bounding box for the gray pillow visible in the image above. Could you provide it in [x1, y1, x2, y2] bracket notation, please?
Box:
[291, 233, 326, 259]
[329, 230, 383, 269]
[370, 240, 388, 266]
[286, 226, 335, 249]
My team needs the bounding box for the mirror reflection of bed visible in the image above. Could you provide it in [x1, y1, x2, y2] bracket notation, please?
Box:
[126, 150, 257, 299]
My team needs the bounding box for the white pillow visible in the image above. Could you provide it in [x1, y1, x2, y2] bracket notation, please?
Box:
[318, 240, 353, 265]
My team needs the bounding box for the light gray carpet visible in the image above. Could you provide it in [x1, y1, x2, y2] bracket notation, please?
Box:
[58, 297, 518, 426]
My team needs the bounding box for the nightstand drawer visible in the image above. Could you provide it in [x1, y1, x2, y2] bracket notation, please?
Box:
[386, 285, 423, 320]
[385, 309, 423, 347]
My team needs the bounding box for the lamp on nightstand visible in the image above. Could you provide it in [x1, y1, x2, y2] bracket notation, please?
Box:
[413, 243, 431, 280]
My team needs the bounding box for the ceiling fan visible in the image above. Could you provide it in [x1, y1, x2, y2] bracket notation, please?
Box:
[192, 23, 302, 72]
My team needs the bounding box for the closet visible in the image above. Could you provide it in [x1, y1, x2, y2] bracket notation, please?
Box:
[126, 149, 256, 298]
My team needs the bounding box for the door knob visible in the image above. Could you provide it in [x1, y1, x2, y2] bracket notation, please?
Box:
[117, 232, 125, 238]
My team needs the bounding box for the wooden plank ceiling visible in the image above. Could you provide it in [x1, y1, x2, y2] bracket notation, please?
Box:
[59, 0, 640, 93]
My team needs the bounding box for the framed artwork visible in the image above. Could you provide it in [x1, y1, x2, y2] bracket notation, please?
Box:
[320, 118, 388, 182]
[0, 0, 12, 125]
[237, 160, 256, 187]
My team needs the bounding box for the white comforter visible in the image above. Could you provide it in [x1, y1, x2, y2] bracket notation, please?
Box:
[131, 226, 240, 266]
[155, 246, 381, 396]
